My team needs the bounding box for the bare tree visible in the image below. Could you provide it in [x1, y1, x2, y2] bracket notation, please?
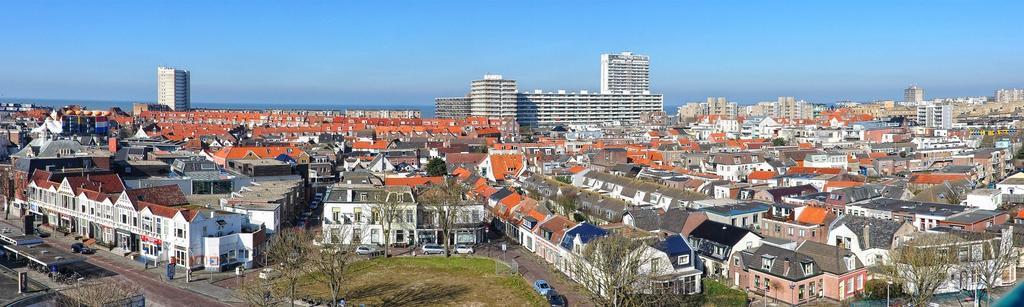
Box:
[962, 227, 1019, 306]
[306, 240, 357, 307]
[57, 279, 143, 307]
[370, 189, 405, 257]
[566, 233, 671, 307]
[236, 279, 282, 307]
[265, 228, 315, 307]
[0, 164, 14, 220]
[883, 232, 963, 307]
[419, 178, 467, 257]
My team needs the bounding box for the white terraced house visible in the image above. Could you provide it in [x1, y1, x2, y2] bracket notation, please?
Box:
[24, 169, 265, 271]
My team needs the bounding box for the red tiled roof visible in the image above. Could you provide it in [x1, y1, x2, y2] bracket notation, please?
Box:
[796, 206, 830, 225]
[537, 215, 575, 243]
[490, 154, 525, 181]
[909, 173, 969, 185]
[385, 177, 444, 187]
[212, 146, 306, 160]
[126, 185, 189, 207]
[786, 167, 842, 175]
[748, 170, 778, 180]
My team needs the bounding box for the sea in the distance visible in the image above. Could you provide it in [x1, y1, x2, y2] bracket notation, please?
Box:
[0, 98, 438, 118]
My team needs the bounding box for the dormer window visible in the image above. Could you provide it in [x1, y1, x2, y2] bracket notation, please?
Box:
[802, 262, 814, 275]
[844, 255, 855, 270]
[677, 255, 690, 266]
[761, 255, 775, 270]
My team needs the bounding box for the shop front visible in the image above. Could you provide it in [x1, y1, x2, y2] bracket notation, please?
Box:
[115, 229, 138, 252]
[140, 235, 165, 260]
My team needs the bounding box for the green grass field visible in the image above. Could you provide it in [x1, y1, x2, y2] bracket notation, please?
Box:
[296, 256, 547, 307]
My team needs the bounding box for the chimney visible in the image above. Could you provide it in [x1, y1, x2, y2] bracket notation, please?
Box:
[783, 257, 791, 274]
[862, 224, 871, 248]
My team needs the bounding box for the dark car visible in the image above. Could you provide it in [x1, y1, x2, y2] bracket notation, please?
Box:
[34, 228, 50, 238]
[70, 243, 94, 254]
[548, 292, 567, 307]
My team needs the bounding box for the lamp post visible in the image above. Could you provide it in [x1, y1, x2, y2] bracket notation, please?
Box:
[974, 271, 979, 307]
[886, 280, 892, 307]
[764, 285, 769, 307]
[790, 283, 796, 305]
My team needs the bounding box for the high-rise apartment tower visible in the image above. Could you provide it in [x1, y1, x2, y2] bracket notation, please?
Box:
[600, 52, 650, 94]
[157, 66, 190, 111]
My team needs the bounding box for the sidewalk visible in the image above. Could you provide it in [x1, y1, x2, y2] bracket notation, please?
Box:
[0, 214, 243, 305]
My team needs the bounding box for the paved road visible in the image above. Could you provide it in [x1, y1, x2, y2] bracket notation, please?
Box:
[478, 238, 594, 307]
[86, 255, 232, 307]
[0, 217, 232, 307]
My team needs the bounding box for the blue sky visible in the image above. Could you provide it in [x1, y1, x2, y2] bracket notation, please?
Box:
[1, 1, 1022, 106]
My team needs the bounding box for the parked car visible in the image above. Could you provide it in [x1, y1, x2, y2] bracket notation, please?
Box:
[533, 280, 553, 296]
[548, 292, 566, 307]
[70, 243, 94, 254]
[258, 268, 280, 280]
[34, 228, 50, 238]
[454, 244, 475, 254]
[420, 243, 445, 255]
[355, 244, 381, 256]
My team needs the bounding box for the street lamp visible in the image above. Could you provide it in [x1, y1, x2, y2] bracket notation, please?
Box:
[790, 283, 796, 305]
[886, 280, 892, 307]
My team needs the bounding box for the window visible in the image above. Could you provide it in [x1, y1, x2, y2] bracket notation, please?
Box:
[857, 275, 863, 290]
[761, 256, 774, 270]
[677, 255, 690, 265]
[844, 256, 855, 270]
[809, 281, 816, 297]
[731, 218, 736, 226]
[846, 278, 854, 294]
[754, 275, 760, 288]
[799, 284, 805, 300]
[175, 228, 186, 239]
[753, 214, 758, 223]
[787, 227, 794, 236]
[971, 244, 983, 261]
[958, 246, 969, 262]
[802, 262, 814, 275]
[799, 229, 806, 237]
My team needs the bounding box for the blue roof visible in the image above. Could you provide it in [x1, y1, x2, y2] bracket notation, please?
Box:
[654, 234, 692, 256]
[275, 153, 297, 163]
[559, 223, 608, 251]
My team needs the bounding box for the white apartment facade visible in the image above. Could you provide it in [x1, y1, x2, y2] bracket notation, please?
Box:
[995, 88, 1024, 103]
[600, 51, 650, 94]
[775, 96, 813, 119]
[917, 103, 952, 129]
[517, 90, 663, 127]
[157, 66, 190, 111]
[434, 96, 471, 119]
[904, 85, 925, 103]
[470, 75, 519, 118]
[321, 184, 418, 245]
